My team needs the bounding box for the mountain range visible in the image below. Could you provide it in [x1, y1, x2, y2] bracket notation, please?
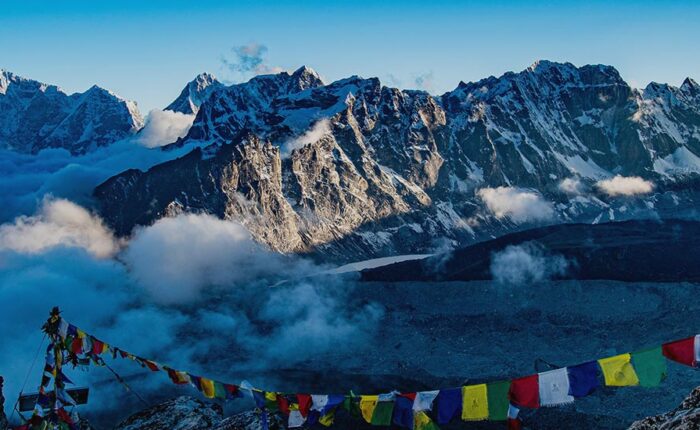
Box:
[0, 69, 143, 154]
[2, 62, 700, 262]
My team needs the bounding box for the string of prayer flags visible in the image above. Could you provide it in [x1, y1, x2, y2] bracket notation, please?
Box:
[632, 346, 667, 387]
[538, 368, 574, 407]
[567, 361, 599, 397]
[508, 375, 539, 409]
[662, 336, 699, 367]
[45, 317, 700, 430]
[435, 388, 462, 424]
[598, 353, 640, 387]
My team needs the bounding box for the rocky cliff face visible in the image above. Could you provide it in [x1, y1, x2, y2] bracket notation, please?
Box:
[0, 69, 143, 154]
[94, 62, 700, 261]
[629, 386, 700, 429]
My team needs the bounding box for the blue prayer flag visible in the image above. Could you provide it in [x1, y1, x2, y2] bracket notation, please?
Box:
[435, 388, 462, 424]
[392, 395, 414, 428]
[567, 361, 600, 397]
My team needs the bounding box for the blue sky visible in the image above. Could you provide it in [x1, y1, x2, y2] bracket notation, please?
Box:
[1, 0, 698, 113]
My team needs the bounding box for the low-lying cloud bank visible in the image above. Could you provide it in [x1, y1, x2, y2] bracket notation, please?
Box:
[478, 186, 555, 223]
[595, 175, 654, 197]
[0, 200, 382, 420]
[0, 198, 120, 258]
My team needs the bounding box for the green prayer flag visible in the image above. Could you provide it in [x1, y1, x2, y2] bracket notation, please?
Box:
[213, 381, 227, 399]
[632, 346, 667, 387]
[343, 393, 361, 419]
[487, 380, 511, 421]
[371, 400, 395, 426]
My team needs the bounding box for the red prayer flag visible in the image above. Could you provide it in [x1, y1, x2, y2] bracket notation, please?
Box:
[277, 396, 290, 415]
[508, 418, 523, 430]
[71, 338, 82, 354]
[91, 339, 104, 355]
[297, 394, 312, 417]
[144, 360, 159, 371]
[225, 384, 240, 398]
[662, 337, 696, 367]
[400, 392, 417, 401]
[508, 375, 540, 409]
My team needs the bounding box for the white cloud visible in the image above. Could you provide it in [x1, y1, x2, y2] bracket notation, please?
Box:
[558, 177, 585, 195]
[490, 243, 570, 285]
[414, 71, 435, 91]
[0, 198, 120, 258]
[221, 43, 284, 78]
[477, 186, 555, 223]
[280, 119, 332, 158]
[595, 175, 654, 196]
[135, 109, 195, 148]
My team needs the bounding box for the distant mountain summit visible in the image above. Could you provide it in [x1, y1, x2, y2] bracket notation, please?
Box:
[164, 72, 223, 115]
[0, 69, 143, 154]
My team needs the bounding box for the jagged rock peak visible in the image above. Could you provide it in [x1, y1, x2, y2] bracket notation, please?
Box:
[165, 72, 223, 114]
[681, 77, 699, 95]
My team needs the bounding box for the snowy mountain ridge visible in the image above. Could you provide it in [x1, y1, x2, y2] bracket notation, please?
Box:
[0, 69, 143, 154]
[93, 60, 700, 261]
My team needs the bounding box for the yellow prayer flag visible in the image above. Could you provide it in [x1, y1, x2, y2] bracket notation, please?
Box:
[319, 411, 335, 427]
[200, 377, 216, 398]
[462, 384, 489, 421]
[359, 395, 379, 423]
[265, 391, 277, 402]
[598, 353, 640, 386]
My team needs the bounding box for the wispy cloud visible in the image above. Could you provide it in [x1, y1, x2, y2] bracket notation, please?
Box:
[221, 43, 284, 78]
[414, 71, 435, 91]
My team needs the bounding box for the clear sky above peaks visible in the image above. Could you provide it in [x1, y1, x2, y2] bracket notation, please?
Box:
[1, 0, 698, 113]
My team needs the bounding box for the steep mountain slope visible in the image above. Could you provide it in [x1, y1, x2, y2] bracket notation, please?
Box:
[94, 62, 700, 261]
[0, 69, 143, 154]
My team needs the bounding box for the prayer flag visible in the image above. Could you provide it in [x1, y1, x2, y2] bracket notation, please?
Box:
[487, 381, 511, 421]
[166, 368, 190, 385]
[343, 393, 361, 419]
[414, 410, 439, 430]
[213, 381, 227, 399]
[371, 397, 395, 426]
[538, 368, 574, 407]
[435, 388, 461, 424]
[663, 336, 696, 367]
[632, 346, 667, 387]
[277, 395, 290, 415]
[509, 375, 539, 409]
[297, 394, 312, 417]
[264, 392, 279, 411]
[288, 407, 305, 428]
[598, 353, 639, 386]
[507, 404, 521, 430]
[567, 361, 599, 397]
[252, 390, 266, 409]
[360, 395, 379, 423]
[200, 377, 216, 399]
[413, 390, 438, 411]
[461, 384, 488, 421]
[392, 395, 414, 428]
[318, 395, 344, 427]
[224, 384, 241, 400]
